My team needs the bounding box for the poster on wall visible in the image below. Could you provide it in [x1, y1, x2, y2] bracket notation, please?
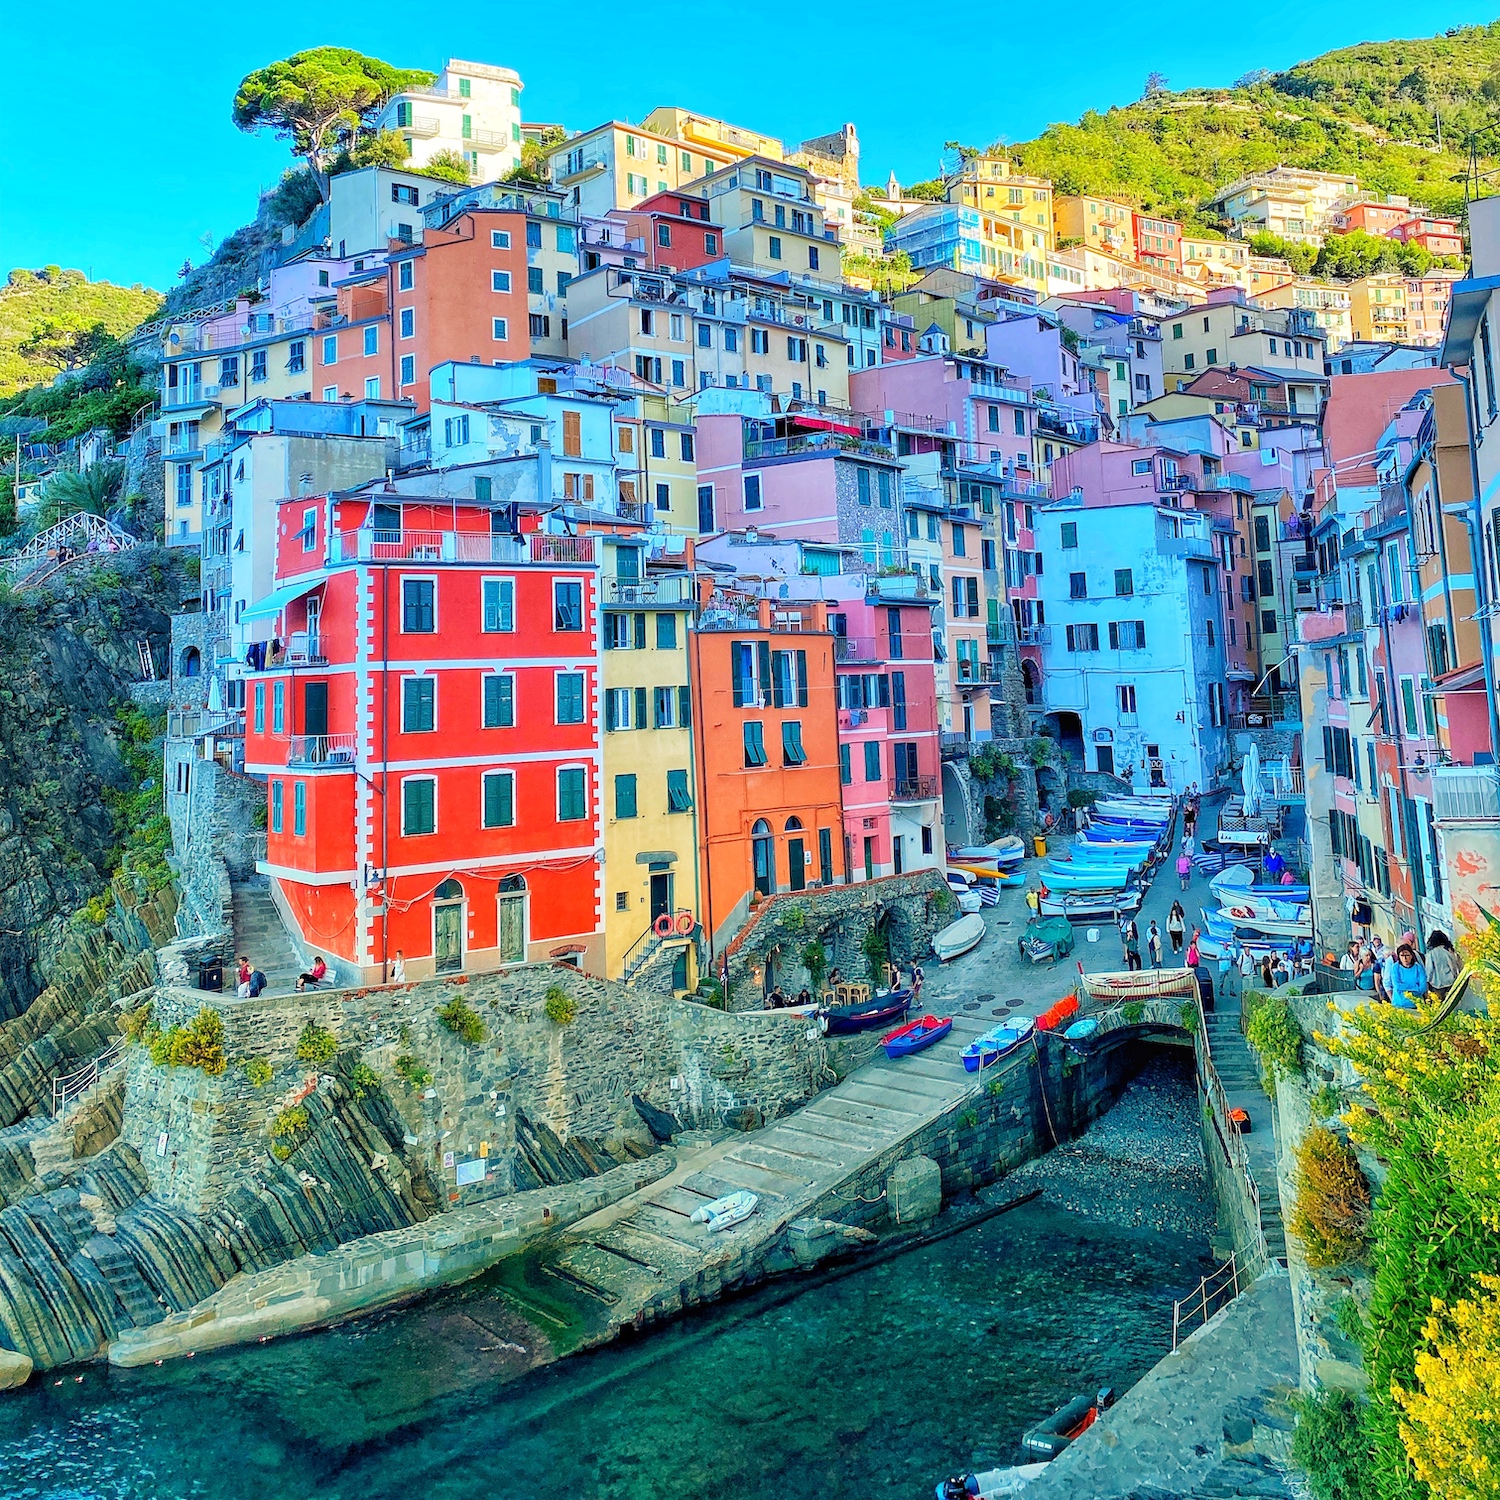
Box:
[455, 1158, 486, 1187]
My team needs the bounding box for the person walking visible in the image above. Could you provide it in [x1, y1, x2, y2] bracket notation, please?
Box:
[1147, 921, 1164, 970]
[1238, 940, 1256, 996]
[1185, 931, 1201, 971]
[1124, 919, 1142, 972]
[1167, 901, 1186, 955]
[235, 956, 252, 999]
[1176, 851, 1192, 891]
[1424, 931, 1459, 1003]
[1183, 801, 1197, 841]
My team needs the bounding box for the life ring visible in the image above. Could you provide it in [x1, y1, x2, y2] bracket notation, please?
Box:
[674, 910, 695, 935]
[653, 913, 674, 937]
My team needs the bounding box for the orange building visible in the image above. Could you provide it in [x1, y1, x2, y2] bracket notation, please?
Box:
[314, 207, 534, 413]
[1391, 216, 1465, 258]
[690, 590, 844, 952]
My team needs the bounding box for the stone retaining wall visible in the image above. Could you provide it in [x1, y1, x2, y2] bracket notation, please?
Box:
[166, 758, 264, 940]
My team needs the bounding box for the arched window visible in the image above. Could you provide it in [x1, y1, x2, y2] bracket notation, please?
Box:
[180, 646, 201, 678]
[435, 877, 464, 900]
[497, 874, 526, 963]
[784, 816, 803, 832]
[752, 819, 775, 896]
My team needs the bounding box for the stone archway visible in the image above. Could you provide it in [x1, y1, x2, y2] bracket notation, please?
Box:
[941, 761, 975, 848]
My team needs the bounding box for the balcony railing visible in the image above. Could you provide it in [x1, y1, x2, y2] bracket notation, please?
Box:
[1433, 764, 1500, 822]
[1018, 624, 1052, 645]
[283, 631, 325, 665]
[603, 575, 685, 606]
[955, 660, 1004, 685]
[286, 733, 358, 768]
[329, 530, 595, 566]
[987, 618, 1018, 646]
[892, 774, 940, 803]
[865, 571, 930, 601]
[696, 602, 820, 634]
[167, 709, 244, 739]
[1159, 535, 1216, 561]
[1377, 483, 1409, 524]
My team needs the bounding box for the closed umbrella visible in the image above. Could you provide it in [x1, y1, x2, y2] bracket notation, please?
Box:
[1242, 741, 1261, 818]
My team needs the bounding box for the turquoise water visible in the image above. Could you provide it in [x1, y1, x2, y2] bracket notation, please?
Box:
[0, 1199, 1209, 1500]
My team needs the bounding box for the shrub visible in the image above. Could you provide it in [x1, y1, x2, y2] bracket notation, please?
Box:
[1026, 736, 1052, 768]
[1122, 1001, 1145, 1024]
[146, 1006, 226, 1075]
[782, 903, 807, 934]
[393, 1054, 432, 1090]
[296, 1021, 338, 1065]
[239, 1057, 273, 1088]
[348, 1061, 380, 1100]
[268, 1104, 310, 1160]
[1311, 1083, 1343, 1119]
[120, 1002, 153, 1044]
[1067, 788, 1098, 810]
[1289, 1126, 1371, 1268]
[800, 939, 827, 992]
[1180, 1000, 1200, 1035]
[1333, 1293, 1366, 1346]
[1292, 1388, 1375, 1500]
[862, 925, 889, 983]
[543, 985, 576, 1026]
[1247, 994, 1303, 1081]
[436, 996, 487, 1044]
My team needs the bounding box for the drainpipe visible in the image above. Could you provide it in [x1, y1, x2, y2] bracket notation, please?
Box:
[1452, 369, 1500, 763]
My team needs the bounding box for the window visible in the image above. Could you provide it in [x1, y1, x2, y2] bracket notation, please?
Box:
[557, 767, 587, 821]
[253, 683, 265, 734]
[1070, 571, 1087, 600]
[402, 579, 434, 633]
[270, 781, 283, 833]
[288, 341, 306, 373]
[483, 771, 515, 828]
[1114, 568, 1133, 597]
[782, 721, 807, 766]
[363, 325, 379, 356]
[272, 680, 285, 735]
[1130, 459, 1151, 476]
[768, 234, 783, 261]
[743, 721, 768, 767]
[400, 355, 415, 385]
[614, 774, 638, 819]
[679, 432, 694, 462]
[1060, 521, 1077, 549]
[951, 522, 966, 556]
[1066, 623, 1100, 652]
[491, 270, 512, 294]
[743, 474, 763, 511]
[656, 613, 677, 649]
[839, 743, 851, 784]
[1118, 684, 1137, 716]
[556, 672, 585, 724]
[398, 260, 414, 291]
[483, 674, 514, 728]
[666, 769, 692, 812]
[1183, 353, 1195, 370]
[655, 482, 670, 512]
[864, 741, 881, 781]
[554, 581, 582, 630]
[857, 468, 871, 507]
[1108, 619, 1148, 650]
[321, 334, 338, 366]
[808, 247, 820, 270]
[403, 778, 436, 835]
[364, 376, 380, 400]
[402, 676, 435, 732]
[653, 686, 676, 728]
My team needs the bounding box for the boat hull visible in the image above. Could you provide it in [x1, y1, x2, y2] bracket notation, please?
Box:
[933, 913, 986, 960]
[1038, 888, 1143, 919]
[1081, 968, 1198, 1001]
[882, 1014, 954, 1058]
[820, 990, 914, 1034]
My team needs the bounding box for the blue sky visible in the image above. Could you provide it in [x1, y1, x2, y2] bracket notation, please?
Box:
[4, 2, 1494, 290]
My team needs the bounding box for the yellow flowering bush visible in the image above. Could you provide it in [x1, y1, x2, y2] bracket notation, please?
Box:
[1395, 1273, 1500, 1500]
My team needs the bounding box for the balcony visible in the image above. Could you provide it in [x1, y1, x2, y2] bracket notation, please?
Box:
[1018, 624, 1052, 646]
[696, 601, 821, 633]
[1377, 483, 1409, 524]
[1159, 535, 1216, 561]
[283, 631, 325, 666]
[865, 571, 930, 601]
[987, 617, 1018, 646]
[329, 530, 594, 566]
[406, 116, 442, 137]
[167, 709, 244, 739]
[603, 575, 685, 606]
[465, 127, 510, 150]
[286, 733, 357, 769]
[1433, 764, 1500, 822]
[995, 474, 1050, 500]
[955, 660, 1004, 685]
[892, 774, 940, 803]
[835, 637, 875, 662]
[1205, 473, 1255, 494]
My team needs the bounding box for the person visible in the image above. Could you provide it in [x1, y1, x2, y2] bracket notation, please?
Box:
[1264, 847, 1286, 881]
[1025, 887, 1040, 916]
[1424, 931, 1459, 1002]
[1123, 919, 1141, 972]
[1185, 932, 1200, 970]
[1354, 945, 1377, 993]
[247, 968, 267, 998]
[1167, 901, 1186, 954]
[1176, 852, 1192, 891]
[1370, 937, 1392, 1003]
[295, 955, 328, 991]
[795, 987, 812, 1008]
[1183, 802, 1197, 840]
[766, 985, 787, 1010]
[1261, 954, 1276, 989]
[1147, 921, 1163, 970]
[1390, 944, 1428, 1010]
[1238, 941, 1256, 993]
[1218, 942, 1234, 997]
[828, 966, 843, 987]
[235, 956, 252, 999]
[389, 950, 406, 984]
[1271, 954, 1292, 988]
[1339, 942, 1359, 973]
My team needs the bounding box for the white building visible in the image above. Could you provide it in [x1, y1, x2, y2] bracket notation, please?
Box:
[1036, 498, 1230, 792]
[372, 59, 524, 182]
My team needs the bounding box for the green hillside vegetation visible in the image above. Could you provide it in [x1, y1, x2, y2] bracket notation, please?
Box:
[999, 21, 1500, 233]
[0, 268, 160, 400]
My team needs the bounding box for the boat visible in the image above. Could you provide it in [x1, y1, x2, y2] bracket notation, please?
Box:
[1093, 800, 1172, 821]
[1037, 887, 1143, 920]
[1080, 969, 1197, 1002]
[689, 1190, 758, 1233]
[1021, 1387, 1116, 1460]
[882, 1014, 954, 1059]
[933, 912, 986, 961]
[819, 988, 915, 1035]
[1077, 832, 1160, 851]
[1211, 902, 1312, 937]
[949, 861, 1026, 885]
[945, 872, 984, 914]
[936, 1462, 1051, 1499]
[1211, 866, 1310, 901]
[962, 1022, 1028, 1072]
[1063, 1016, 1100, 1041]
[1018, 915, 1075, 964]
[952, 837, 1026, 865]
[1040, 866, 1135, 891]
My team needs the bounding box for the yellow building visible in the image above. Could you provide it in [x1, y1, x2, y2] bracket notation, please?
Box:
[1347, 274, 1409, 344]
[641, 107, 785, 163]
[695, 156, 838, 282]
[1256, 277, 1353, 351]
[1054, 194, 1134, 257]
[549, 121, 738, 219]
[948, 156, 1053, 252]
[597, 534, 699, 985]
[1180, 236, 1249, 287]
[613, 392, 702, 534]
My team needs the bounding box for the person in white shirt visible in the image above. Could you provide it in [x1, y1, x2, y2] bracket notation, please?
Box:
[389, 950, 406, 984]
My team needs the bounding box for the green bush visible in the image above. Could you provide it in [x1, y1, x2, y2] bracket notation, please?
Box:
[393, 1054, 432, 1090]
[268, 1104, 310, 1160]
[295, 1021, 338, 1065]
[1180, 1000, 1200, 1035]
[239, 1057, 273, 1088]
[145, 1006, 226, 1075]
[862, 925, 890, 984]
[543, 985, 576, 1026]
[348, 1061, 380, 1100]
[1067, 788, 1098, 810]
[1247, 994, 1304, 1082]
[800, 939, 828, 992]
[1311, 1083, 1343, 1119]
[1291, 1389, 1375, 1500]
[436, 996, 487, 1044]
[1122, 1001, 1145, 1024]
[1289, 1126, 1372, 1268]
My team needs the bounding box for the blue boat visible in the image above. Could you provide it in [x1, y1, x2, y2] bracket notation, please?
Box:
[1064, 1017, 1100, 1041]
[961, 1023, 1026, 1072]
[882, 1014, 954, 1059]
[1042, 865, 1135, 890]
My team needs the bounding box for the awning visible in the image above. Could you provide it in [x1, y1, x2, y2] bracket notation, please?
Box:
[241, 573, 327, 622]
[1440, 275, 1500, 366]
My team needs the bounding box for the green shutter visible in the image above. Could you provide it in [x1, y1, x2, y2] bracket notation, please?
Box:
[484, 773, 513, 828]
[614, 774, 637, 819]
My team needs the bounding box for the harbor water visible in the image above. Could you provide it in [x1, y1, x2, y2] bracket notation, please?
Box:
[0, 1055, 1212, 1500]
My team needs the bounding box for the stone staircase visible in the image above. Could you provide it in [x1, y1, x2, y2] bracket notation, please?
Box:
[1204, 998, 1287, 1264]
[230, 880, 303, 996]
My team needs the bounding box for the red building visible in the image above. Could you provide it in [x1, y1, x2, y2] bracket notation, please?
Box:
[618, 191, 726, 272]
[1132, 213, 1181, 273]
[1391, 217, 1465, 258]
[243, 487, 603, 982]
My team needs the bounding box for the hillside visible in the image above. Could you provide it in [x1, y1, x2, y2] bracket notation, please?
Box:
[0, 269, 161, 400]
[1002, 21, 1500, 227]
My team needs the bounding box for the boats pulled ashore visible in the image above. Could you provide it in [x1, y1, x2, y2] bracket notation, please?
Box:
[881, 1014, 953, 1059]
[961, 1016, 1035, 1072]
[817, 988, 915, 1034]
[1079, 968, 1197, 1002]
[933, 911, 986, 960]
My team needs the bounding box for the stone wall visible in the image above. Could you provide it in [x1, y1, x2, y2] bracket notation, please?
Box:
[129, 960, 823, 1216]
[167, 613, 217, 706]
[720, 868, 952, 1009]
[166, 756, 264, 939]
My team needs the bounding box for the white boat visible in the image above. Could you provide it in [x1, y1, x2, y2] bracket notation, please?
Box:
[690, 1190, 758, 1233]
[937, 1463, 1052, 1498]
[1093, 799, 1172, 821]
[1038, 888, 1143, 920]
[1208, 904, 1311, 939]
[933, 912, 986, 961]
[1081, 968, 1198, 1002]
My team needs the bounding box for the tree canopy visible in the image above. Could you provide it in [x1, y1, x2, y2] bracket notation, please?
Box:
[232, 47, 435, 200]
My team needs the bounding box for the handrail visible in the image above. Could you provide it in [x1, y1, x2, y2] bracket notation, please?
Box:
[1172, 1253, 1244, 1350]
[51, 1037, 129, 1122]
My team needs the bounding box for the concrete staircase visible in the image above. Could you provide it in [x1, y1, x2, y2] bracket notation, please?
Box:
[230, 880, 303, 996]
[1204, 997, 1287, 1264]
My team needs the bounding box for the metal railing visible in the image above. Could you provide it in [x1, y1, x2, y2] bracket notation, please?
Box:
[329, 530, 595, 566]
[1433, 764, 1500, 822]
[603, 575, 685, 605]
[1173, 1253, 1248, 1350]
[1018, 624, 1052, 646]
[51, 1036, 130, 1122]
[892, 774, 940, 802]
[168, 709, 245, 739]
[286, 733, 357, 767]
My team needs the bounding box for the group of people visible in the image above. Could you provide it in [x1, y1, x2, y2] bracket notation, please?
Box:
[1119, 903, 1198, 972]
[763, 962, 925, 1010]
[1340, 931, 1459, 1009]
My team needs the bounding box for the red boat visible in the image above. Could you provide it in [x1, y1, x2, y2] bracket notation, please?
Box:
[881, 1014, 954, 1059]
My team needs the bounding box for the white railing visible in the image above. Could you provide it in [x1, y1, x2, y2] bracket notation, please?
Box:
[329, 530, 595, 566]
[287, 733, 358, 767]
[1433, 764, 1500, 822]
[51, 1037, 129, 1122]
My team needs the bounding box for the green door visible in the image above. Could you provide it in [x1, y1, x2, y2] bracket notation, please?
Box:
[496, 893, 525, 963]
[435, 902, 464, 973]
